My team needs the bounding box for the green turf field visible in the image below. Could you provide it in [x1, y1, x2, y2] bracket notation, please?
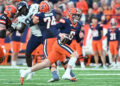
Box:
[0, 67, 120, 86]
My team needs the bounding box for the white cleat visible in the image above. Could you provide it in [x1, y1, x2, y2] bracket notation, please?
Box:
[103, 65, 107, 69]
[48, 78, 59, 82]
[62, 73, 71, 80]
[20, 70, 27, 78]
[26, 72, 35, 80]
[110, 65, 117, 69]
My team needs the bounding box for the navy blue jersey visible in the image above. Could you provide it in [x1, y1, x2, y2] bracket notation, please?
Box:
[72, 21, 83, 43]
[55, 18, 75, 45]
[56, 18, 72, 38]
[90, 23, 103, 40]
[0, 14, 11, 38]
[35, 10, 59, 39]
[106, 28, 120, 42]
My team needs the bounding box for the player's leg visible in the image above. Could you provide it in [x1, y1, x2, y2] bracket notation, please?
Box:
[56, 40, 78, 80]
[26, 35, 43, 67]
[97, 40, 107, 69]
[60, 56, 76, 78]
[76, 42, 85, 69]
[109, 41, 115, 67]
[113, 41, 119, 68]
[20, 50, 59, 85]
[43, 38, 59, 82]
[11, 41, 21, 67]
[92, 41, 100, 68]
[25, 35, 43, 80]
[62, 51, 78, 81]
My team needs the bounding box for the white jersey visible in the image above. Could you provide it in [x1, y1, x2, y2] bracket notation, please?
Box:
[12, 4, 42, 37]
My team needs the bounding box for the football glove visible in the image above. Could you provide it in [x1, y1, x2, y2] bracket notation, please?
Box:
[61, 35, 71, 44]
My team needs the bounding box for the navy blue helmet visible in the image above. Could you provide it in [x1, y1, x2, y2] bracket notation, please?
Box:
[17, 1, 28, 16]
[17, 1, 28, 11]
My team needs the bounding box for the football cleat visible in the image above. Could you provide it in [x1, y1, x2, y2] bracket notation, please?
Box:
[26, 72, 34, 80]
[20, 77, 24, 85]
[48, 78, 59, 82]
[70, 77, 78, 82]
[62, 73, 71, 80]
[20, 70, 27, 85]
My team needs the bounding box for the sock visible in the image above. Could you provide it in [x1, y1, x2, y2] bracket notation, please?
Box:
[68, 57, 77, 68]
[21, 68, 32, 77]
[70, 70, 75, 77]
[52, 71, 59, 80]
[81, 62, 85, 68]
[65, 67, 71, 74]
[26, 68, 32, 74]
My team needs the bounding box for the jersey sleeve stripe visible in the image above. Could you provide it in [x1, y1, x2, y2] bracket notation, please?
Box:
[0, 20, 6, 24]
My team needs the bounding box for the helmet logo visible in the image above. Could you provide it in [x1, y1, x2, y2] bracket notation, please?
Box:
[41, 5, 45, 10]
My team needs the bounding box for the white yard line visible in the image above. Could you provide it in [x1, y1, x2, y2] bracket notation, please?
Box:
[0, 66, 120, 70]
[2, 82, 114, 86]
[78, 74, 120, 76]
[3, 82, 75, 85]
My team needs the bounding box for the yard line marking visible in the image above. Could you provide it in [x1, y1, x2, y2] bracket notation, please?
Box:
[1, 66, 120, 70]
[78, 74, 120, 76]
[2, 77, 120, 81]
[0, 75, 50, 76]
[3, 82, 120, 85]
[3, 82, 117, 86]
[3, 83, 75, 85]
[78, 78, 120, 79]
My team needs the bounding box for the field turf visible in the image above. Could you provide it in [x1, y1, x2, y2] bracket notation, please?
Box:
[0, 66, 120, 86]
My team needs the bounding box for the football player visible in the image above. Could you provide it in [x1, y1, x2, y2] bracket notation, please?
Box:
[15, 1, 60, 81]
[12, 1, 43, 80]
[69, 8, 85, 69]
[0, 5, 16, 63]
[106, 18, 120, 68]
[90, 15, 107, 69]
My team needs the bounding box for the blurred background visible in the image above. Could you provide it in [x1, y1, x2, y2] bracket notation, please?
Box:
[0, 0, 120, 69]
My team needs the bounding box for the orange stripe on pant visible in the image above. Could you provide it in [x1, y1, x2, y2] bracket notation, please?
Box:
[109, 41, 118, 55]
[12, 41, 21, 53]
[47, 40, 74, 64]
